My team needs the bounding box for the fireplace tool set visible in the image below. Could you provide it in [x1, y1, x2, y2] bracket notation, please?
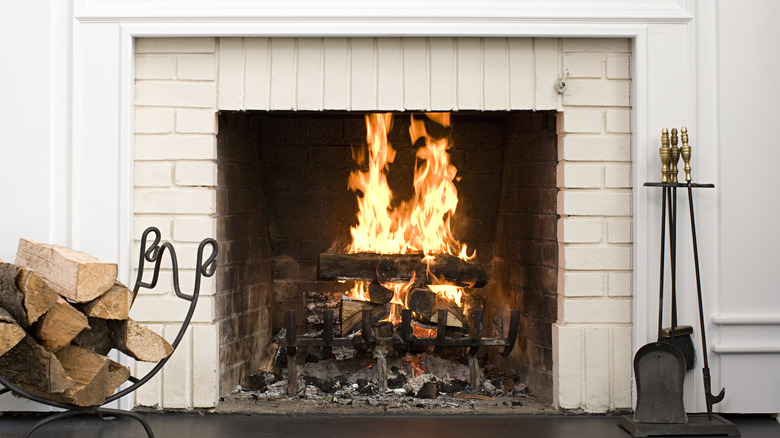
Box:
[619, 128, 738, 437]
[0, 227, 218, 438]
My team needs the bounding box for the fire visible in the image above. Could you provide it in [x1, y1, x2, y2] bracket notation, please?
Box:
[345, 113, 473, 325]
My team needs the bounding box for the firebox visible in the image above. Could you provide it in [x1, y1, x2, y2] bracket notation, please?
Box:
[215, 109, 558, 401]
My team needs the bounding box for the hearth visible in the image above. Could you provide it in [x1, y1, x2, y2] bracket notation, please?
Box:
[215, 110, 558, 404]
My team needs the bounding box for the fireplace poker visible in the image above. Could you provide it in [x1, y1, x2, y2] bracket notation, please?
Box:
[668, 129, 680, 342]
[681, 127, 725, 420]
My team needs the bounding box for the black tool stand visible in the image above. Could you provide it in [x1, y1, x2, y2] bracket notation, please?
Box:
[619, 182, 738, 437]
[0, 227, 218, 438]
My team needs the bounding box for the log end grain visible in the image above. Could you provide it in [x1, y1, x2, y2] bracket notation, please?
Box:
[17, 268, 58, 325]
[79, 282, 133, 320]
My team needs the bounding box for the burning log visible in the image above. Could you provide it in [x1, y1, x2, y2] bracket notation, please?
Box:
[15, 238, 118, 303]
[318, 253, 487, 288]
[407, 287, 436, 315]
[429, 297, 466, 329]
[340, 296, 390, 335]
[367, 281, 394, 305]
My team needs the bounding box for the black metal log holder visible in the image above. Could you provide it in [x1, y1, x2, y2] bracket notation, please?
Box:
[279, 308, 520, 395]
[0, 227, 218, 438]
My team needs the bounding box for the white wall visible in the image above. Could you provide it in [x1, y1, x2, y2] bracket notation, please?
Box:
[0, 0, 69, 411]
[714, 0, 780, 413]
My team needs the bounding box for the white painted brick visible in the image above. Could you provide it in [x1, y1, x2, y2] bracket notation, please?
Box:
[562, 190, 632, 216]
[608, 272, 632, 297]
[323, 38, 349, 110]
[430, 38, 455, 110]
[297, 38, 324, 111]
[562, 298, 632, 324]
[563, 162, 602, 188]
[218, 38, 245, 110]
[563, 80, 630, 107]
[534, 38, 559, 110]
[562, 38, 629, 53]
[174, 216, 215, 242]
[177, 55, 216, 81]
[176, 109, 216, 134]
[508, 38, 534, 110]
[133, 325, 162, 406]
[135, 56, 175, 80]
[136, 38, 216, 54]
[402, 38, 428, 110]
[611, 326, 633, 408]
[562, 134, 631, 162]
[606, 109, 631, 133]
[244, 38, 270, 110]
[135, 108, 174, 134]
[605, 163, 631, 188]
[130, 295, 214, 323]
[585, 327, 610, 412]
[135, 134, 216, 161]
[563, 271, 605, 297]
[135, 162, 172, 187]
[162, 324, 191, 408]
[562, 218, 603, 243]
[134, 216, 172, 241]
[563, 109, 603, 133]
[606, 55, 630, 79]
[564, 246, 632, 270]
[553, 324, 583, 409]
[483, 38, 509, 110]
[135, 81, 216, 108]
[563, 53, 603, 79]
[132, 268, 173, 296]
[192, 324, 219, 407]
[135, 188, 214, 214]
[175, 161, 217, 187]
[456, 38, 482, 110]
[350, 38, 376, 111]
[607, 219, 632, 243]
[377, 38, 403, 111]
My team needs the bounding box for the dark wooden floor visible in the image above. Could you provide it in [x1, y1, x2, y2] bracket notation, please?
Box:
[0, 413, 777, 438]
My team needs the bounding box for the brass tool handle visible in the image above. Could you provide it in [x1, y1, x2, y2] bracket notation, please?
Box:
[660, 128, 671, 183]
[681, 126, 692, 182]
[670, 128, 680, 183]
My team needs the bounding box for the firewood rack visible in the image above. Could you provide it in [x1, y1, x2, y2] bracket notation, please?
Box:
[280, 308, 520, 395]
[0, 227, 218, 438]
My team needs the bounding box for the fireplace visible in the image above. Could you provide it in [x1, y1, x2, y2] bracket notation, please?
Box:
[131, 36, 633, 411]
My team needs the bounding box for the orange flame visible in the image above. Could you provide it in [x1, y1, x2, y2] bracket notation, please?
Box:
[345, 113, 472, 321]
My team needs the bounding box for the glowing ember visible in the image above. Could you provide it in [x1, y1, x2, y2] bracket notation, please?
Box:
[345, 113, 474, 325]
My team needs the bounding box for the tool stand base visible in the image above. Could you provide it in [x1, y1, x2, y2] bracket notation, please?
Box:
[618, 414, 740, 437]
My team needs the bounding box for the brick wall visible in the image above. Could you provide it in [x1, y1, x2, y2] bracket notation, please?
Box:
[134, 37, 632, 412]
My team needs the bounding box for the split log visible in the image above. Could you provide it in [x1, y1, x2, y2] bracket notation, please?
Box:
[429, 297, 466, 329]
[72, 317, 114, 355]
[15, 238, 117, 302]
[33, 298, 90, 351]
[17, 267, 58, 325]
[318, 253, 487, 288]
[106, 359, 131, 398]
[339, 296, 390, 335]
[0, 308, 26, 357]
[368, 281, 394, 305]
[0, 263, 27, 326]
[257, 339, 280, 373]
[78, 282, 133, 320]
[0, 263, 60, 327]
[0, 336, 74, 394]
[407, 287, 436, 315]
[373, 320, 395, 338]
[53, 345, 110, 406]
[108, 319, 173, 362]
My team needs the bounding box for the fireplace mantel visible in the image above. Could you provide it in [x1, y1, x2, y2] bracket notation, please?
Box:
[58, 0, 725, 414]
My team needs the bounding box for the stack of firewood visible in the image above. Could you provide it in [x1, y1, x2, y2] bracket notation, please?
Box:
[0, 239, 173, 406]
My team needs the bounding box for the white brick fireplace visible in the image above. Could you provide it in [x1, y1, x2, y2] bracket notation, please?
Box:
[58, 0, 728, 415]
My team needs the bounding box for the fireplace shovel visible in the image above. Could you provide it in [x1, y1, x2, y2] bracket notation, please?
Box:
[633, 129, 687, 424]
